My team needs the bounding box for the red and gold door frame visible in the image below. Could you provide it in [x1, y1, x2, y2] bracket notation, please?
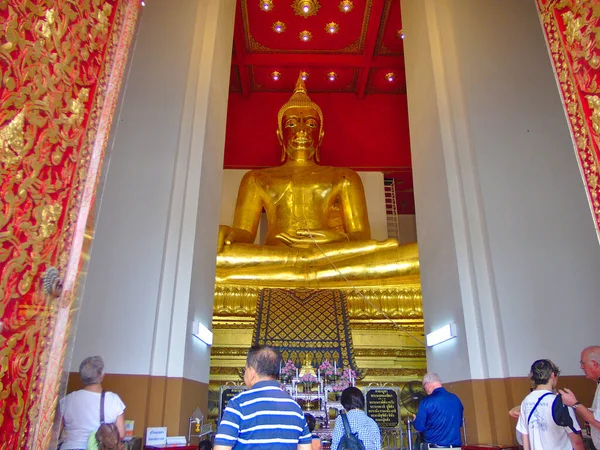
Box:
[0, 1, 140, 447]
[536, 0, 600, 241]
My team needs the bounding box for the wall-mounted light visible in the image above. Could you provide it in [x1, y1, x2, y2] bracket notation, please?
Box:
[426, 323, 457, 347]
[271, 71, 282, 81]
[193, 322, 213, 346]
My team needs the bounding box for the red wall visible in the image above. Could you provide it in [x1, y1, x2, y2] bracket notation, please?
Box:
[224, 92, 412, 170]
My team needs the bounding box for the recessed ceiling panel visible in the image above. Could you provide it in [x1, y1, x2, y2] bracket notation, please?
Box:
[242, 0, 372, 54]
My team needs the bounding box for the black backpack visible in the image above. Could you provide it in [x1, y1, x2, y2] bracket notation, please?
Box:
[337, 412, 367, 450]
[527, 392, 578, 433]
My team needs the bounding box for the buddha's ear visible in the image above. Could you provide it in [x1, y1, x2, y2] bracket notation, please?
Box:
[277, 129, 286, 162]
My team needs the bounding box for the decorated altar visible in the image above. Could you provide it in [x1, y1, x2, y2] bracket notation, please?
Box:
[208, 75, 426, 420]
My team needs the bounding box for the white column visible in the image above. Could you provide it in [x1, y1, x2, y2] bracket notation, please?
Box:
[72, 0, 235, 383]
[402, 0, 600, 381]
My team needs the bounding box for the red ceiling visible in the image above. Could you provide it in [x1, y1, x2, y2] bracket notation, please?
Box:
[225, 0, 414, 213]
[230, 0, 405, 97]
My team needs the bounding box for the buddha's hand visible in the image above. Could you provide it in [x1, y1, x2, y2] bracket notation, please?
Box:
[217, 225, 254, 253]
[276, 229, 348, 247]
[217, 225, 234, 253]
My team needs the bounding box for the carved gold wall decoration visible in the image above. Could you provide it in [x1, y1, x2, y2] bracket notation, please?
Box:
[536, 0, 600, 240]
[213, 284, 423, 321]
[0, 0, 140, 447]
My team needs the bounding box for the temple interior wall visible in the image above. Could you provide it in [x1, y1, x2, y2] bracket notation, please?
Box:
[68, 0, 235, 435]
[61, 0, 600, 444]
[404, 0, 600, 444]
[220, 170, 397, 242]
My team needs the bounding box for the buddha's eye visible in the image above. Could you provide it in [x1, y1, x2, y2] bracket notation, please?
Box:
[285, 120, 296, 128]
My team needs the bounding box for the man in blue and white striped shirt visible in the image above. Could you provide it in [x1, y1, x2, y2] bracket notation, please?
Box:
[214, 346, 312, 450]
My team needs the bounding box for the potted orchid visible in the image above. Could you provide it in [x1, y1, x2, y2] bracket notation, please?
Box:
[280, 359, 297, 383]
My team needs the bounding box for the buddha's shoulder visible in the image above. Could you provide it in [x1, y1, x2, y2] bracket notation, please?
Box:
[240, 168, 283, 187]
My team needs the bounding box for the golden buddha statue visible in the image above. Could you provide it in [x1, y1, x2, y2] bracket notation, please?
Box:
[299, 354, 317, 378]
[216, 74, 419, 287]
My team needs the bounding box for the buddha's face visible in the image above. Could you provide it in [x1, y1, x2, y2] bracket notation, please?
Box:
[279, 106, 322, 161]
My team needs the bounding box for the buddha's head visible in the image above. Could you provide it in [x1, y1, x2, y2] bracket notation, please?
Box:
[277, 74, 324, 162]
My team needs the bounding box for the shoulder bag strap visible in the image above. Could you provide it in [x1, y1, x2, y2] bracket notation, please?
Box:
[527, 392, 553, 424]
[100, 390, 106, 424]
[340, 411, 352, 437]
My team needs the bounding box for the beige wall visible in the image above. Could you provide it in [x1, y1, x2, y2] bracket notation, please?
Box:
[403, 0, 600, 382]
[444, 375, 597, 445]
[67, 373, 208, 438]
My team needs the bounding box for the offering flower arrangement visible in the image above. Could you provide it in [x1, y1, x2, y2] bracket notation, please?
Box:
[318, 359, 335, 381]
[299, 373, 317, 384]
[331, 368, 356, 393]
[280, 359, 297, 382]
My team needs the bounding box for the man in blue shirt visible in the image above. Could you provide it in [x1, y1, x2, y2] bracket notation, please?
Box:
[413, 373, 463, 449]
[214, 346, 312, 450]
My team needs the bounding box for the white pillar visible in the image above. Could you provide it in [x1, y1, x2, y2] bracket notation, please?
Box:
[402, 0, 600, 382]
[71, 0, 234, 430]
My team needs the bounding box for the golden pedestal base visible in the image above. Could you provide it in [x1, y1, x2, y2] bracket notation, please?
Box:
[208, 283, 427, 417]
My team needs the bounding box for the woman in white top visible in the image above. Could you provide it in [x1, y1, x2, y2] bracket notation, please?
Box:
[59, 356, 126, 450]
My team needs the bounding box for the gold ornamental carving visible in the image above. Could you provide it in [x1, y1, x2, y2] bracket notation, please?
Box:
[0, 0, 140, 447]
[214, 284, 423, 321]
[536, 0, 600, 239]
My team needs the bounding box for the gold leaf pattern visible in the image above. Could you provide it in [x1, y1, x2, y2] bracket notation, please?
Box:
[537, 0, 600, 239]
[0, 0, 140, 447]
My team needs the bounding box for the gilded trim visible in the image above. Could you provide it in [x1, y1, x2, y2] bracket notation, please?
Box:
[536, 0, 600, 240]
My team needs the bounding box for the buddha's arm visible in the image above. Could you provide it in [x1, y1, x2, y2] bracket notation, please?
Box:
[339, 170, 371, 240]
[218, 172, 263, 252]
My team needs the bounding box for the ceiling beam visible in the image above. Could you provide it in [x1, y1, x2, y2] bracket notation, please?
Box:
[233, 2, 250, 96]
[241, 53, 404, 69]
[357, 0, 387, 99]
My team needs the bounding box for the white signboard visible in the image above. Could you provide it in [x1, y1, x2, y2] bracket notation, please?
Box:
[145, 427, 167, 446]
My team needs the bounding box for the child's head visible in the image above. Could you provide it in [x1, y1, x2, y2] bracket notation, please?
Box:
[198, 439, 213, 450]
[304, 413, 316, 432]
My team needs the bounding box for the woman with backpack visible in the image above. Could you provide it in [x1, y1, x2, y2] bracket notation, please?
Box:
[58, 356, 126, 450]
[331, 387, 381, 450]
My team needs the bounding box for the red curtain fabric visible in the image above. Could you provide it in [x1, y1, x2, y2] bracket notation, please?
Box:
[0, 1, 140, 447]
[536, 0, 600, 241]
